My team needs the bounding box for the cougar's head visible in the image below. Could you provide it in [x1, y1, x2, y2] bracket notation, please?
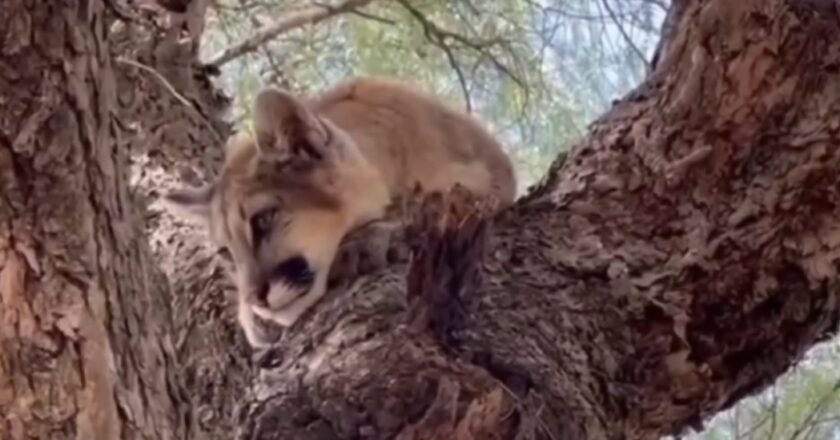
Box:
[164, 87, 389, 343]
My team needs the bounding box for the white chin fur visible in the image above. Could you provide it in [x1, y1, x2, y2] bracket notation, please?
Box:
[237, 297, 273, 348]
[251, 273, 328, 327]
[265, 281, 305, 309]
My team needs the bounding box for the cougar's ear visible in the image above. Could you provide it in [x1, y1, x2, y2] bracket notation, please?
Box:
[253, 87, 329, 163]
[162, 183, 214, 225]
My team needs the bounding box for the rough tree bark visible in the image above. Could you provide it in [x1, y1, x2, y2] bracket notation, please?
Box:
[109, 3, 254, 437]
[0, 1, 191, 438]
[233, 1, 840, 439]
[3, 0, 840, 440]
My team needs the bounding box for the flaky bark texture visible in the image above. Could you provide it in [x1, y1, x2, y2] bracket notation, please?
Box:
[110, 4, 254, 437]
[4, 0, 840, 439]
[235, 1, 840, 439]
[0, 1, 191, 439]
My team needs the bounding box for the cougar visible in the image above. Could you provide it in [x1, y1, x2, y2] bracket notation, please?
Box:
[164, 77, 517, 347]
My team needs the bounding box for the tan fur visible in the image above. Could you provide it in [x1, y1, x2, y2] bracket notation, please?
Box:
[309, 77, 517, 205]
[165, 76, 516, 348]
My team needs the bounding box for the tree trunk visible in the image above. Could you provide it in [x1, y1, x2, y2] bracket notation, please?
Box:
[234, 1, 840, 439]
[0, 1, 189, 438]
[109, 3, 255, 437]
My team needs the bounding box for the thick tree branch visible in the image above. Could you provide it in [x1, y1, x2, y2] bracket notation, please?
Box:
[650, 0, 687, 70]
[109, 5, 251, 438]
[207, 0, 376, 68]
[236, 0, 840, 439]
[0, 2, 191, 438]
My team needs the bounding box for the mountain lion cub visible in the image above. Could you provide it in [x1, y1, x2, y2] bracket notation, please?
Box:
[165, 77, 516, 347]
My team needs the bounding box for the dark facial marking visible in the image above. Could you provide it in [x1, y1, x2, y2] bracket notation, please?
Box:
[269, 255, 315, 287]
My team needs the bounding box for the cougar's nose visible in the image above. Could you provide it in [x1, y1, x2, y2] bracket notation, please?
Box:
[269, 255, 315, 287]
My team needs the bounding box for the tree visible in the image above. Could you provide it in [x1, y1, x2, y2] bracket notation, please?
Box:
[3, 0, 840, 439]
[230, 0, 840, 437]
[0, 1, 190, 438]
[678, 338, 840, 439]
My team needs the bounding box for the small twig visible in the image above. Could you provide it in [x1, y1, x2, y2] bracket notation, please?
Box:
[115, 57, 223, 143]
[117, 57, 193, 109]
[208, 0, 376, 68]
[789, 379, 840, 440]
[643, 0, 669, 12]
[456, 0, 480, 16]
[599, 0, 651, 73]
[394, 0, 471, 111]
[443, 45, 473, 113]
[347, 7, 395, 25]
[524, 0, 622, 21]
[395, 0, 526, 92]
[767, 386, 779, 440]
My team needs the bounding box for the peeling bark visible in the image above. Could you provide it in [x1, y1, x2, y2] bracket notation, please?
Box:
[0, 1, 188, 439]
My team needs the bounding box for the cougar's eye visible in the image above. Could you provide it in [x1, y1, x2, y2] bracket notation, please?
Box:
[250, 207, 277, 244]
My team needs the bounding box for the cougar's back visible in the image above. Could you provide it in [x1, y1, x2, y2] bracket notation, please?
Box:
[308, 77, 517, 207]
